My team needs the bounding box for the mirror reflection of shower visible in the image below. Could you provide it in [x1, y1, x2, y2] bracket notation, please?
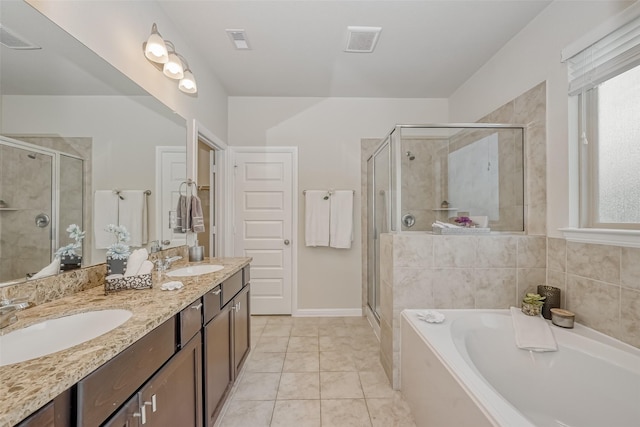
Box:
[0, 135, 84, 282]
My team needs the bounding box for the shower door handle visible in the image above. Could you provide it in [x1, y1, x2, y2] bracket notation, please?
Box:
[284, 239, 290, 245]
[35, 213, 50, 228]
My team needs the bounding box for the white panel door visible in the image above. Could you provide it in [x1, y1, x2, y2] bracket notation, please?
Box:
[234, 149, 294, 315]
[157, 146, 187, 248]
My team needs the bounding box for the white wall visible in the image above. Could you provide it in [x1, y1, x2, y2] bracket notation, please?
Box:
[26, 0, 229, 143]
[2, 95, 185, 264]
[449, 0, 632, 237]
[229, 97, 448, 312]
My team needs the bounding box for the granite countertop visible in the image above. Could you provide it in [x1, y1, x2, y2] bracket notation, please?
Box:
[0, 257, 251, 427]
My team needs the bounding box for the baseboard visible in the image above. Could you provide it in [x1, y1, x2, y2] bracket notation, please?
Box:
[293, 308, 363, 317]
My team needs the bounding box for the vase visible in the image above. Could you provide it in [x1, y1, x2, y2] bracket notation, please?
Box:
[60, 255, 82, 272]
[521, 302, 542, 316]
[537, 285, 561, 320]
[106, 256, 127, 275]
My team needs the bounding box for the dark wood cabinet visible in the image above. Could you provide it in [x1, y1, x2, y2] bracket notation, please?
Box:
[203, 303, 232, 426]
[102, 394, 141, 427]
[232, 284, 250, 378]
[140, 332, 202, 427]
[17, 389, 72, 427]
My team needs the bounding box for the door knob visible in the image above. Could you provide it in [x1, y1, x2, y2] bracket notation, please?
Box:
[35, 213, 50, 228]
[284, 239, 290, 245]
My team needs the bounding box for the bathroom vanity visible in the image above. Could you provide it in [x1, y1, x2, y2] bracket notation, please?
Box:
[0, 257, 251, 427]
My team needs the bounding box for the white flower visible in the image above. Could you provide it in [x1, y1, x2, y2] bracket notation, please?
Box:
[66, 224, 85, 243]
[106, 243, 131, 260]
[55, 243, 80, 258]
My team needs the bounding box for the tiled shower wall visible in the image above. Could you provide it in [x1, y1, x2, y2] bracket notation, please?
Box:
[379, 233, 546, 388]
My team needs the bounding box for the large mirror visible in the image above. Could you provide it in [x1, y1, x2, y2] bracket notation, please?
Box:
[0, 1, 187, 285]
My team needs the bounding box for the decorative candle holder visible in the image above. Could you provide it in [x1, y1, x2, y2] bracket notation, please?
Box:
[537, 285, 561, 320]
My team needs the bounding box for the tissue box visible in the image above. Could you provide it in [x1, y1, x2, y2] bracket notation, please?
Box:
[105, 273, 152, 294]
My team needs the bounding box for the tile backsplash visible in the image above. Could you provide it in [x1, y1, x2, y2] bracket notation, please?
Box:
[547, 237, 640, 348]
[0, 246, 188, 307]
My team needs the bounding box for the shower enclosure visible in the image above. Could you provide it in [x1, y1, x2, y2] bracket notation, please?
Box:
[0, 136, 84, 282]
[366, 124, 525, 321]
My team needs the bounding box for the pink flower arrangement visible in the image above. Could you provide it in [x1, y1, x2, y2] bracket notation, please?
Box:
[454, 216, 473, 227]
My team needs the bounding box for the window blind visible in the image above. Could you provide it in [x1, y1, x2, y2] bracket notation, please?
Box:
[565, 16, 640, 95]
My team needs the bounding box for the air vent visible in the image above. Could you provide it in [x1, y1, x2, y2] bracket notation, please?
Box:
[0, 24, 40, 50]
[226, 29, 250, 50]
[345, 26, 381, 53]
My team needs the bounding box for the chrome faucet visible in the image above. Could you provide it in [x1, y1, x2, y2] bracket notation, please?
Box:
[0, 299, 31, 329]
[155, 256, 182, 272]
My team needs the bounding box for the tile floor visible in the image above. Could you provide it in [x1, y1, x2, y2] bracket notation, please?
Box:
[216, 316, 416, 427]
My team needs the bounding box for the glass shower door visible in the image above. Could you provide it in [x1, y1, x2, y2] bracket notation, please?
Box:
[0, 142, 53, 281]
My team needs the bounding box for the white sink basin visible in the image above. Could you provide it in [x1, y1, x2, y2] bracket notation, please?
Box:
[166, 264, 224, 277]
[0, 309, 132, 366]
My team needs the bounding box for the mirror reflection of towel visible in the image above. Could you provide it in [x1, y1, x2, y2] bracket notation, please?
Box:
[176, 195, 191, 233]
[191, 195, 205, 233]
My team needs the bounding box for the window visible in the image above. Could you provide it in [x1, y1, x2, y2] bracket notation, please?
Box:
[581, 64, 640, 229]
[565, 12, 640, 232]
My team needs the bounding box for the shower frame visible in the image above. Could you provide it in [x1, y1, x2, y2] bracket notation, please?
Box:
[366, 123, 526, 321]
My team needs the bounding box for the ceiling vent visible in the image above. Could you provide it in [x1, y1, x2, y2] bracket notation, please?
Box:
[226, 29, 250, 50]
[0, 24, 40, 50]
[345, 26, 382, 53]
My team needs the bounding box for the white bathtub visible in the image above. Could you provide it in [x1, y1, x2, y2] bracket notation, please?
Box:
[400, 309, 640, 427]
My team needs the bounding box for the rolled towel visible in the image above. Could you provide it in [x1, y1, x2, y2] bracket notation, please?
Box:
[160, 281, 184, 291]
[124, 248, 149, 277]
[137, 260, 155, 275]
[510, 307, 558, 352]
[29, 258, 61, 280]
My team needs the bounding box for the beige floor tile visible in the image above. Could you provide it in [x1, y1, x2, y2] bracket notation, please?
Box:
[266, 315, 295, 325]
[245, 352, 286, 373]
[319, 335, 350, 352]
[283, 351, 320, 372]
[218, 400, 274, 427]
[233, 372, 281, 400]
[320, 371, 364, 399]
[251, 316, 269, 327]
[293, 317, 321, 326]
[359, 370, 393, 398]
[277, 372, 320, 400]
[366, 394, 416, 427]
[291, 324, 319, 337]
[288, 336, 319, 352]
[255, 336, 290, 353]
[343, 316, 371, 326]
[262, 324, 293, 336]
[271, 400, 321, 427]
[317, 317, 347, 327]
[351, 350, 384, 372]
[319, 351, 357, 372]
[321, 399, 372, 427]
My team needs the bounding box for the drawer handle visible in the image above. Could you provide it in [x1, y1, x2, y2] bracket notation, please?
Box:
[211, 289, 221, 295]
[191, 303, 203, 310]
[144, 394, 157, 412]
[133, 406, 147, 424]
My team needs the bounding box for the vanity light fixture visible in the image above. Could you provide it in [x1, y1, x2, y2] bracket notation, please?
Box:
[143, 23, 197, 94]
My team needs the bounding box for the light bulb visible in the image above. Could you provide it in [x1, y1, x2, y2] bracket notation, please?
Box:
[163, 52, 184, 79]
[144, 24, 168, 63]
[179, 70, 197, 94]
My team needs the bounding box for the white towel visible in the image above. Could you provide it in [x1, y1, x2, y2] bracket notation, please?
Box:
[94, 191, 118, 249]
[329, 190, 354, 249]
[510, 307, 558, 352]
[119, 191, 148, 247]
[305, 191, 330, 247]
[137, 260, 154, 275]
[124, 248, 149, 277]
[29, 258, 60, 280]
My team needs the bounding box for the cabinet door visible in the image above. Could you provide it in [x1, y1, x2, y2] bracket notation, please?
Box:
[102, 394, 141, 427]
[16, 402, 54, 427]
[140, 333, 203, 427]
[233, 285, 250, 377]
[204, 304, 232, 427]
